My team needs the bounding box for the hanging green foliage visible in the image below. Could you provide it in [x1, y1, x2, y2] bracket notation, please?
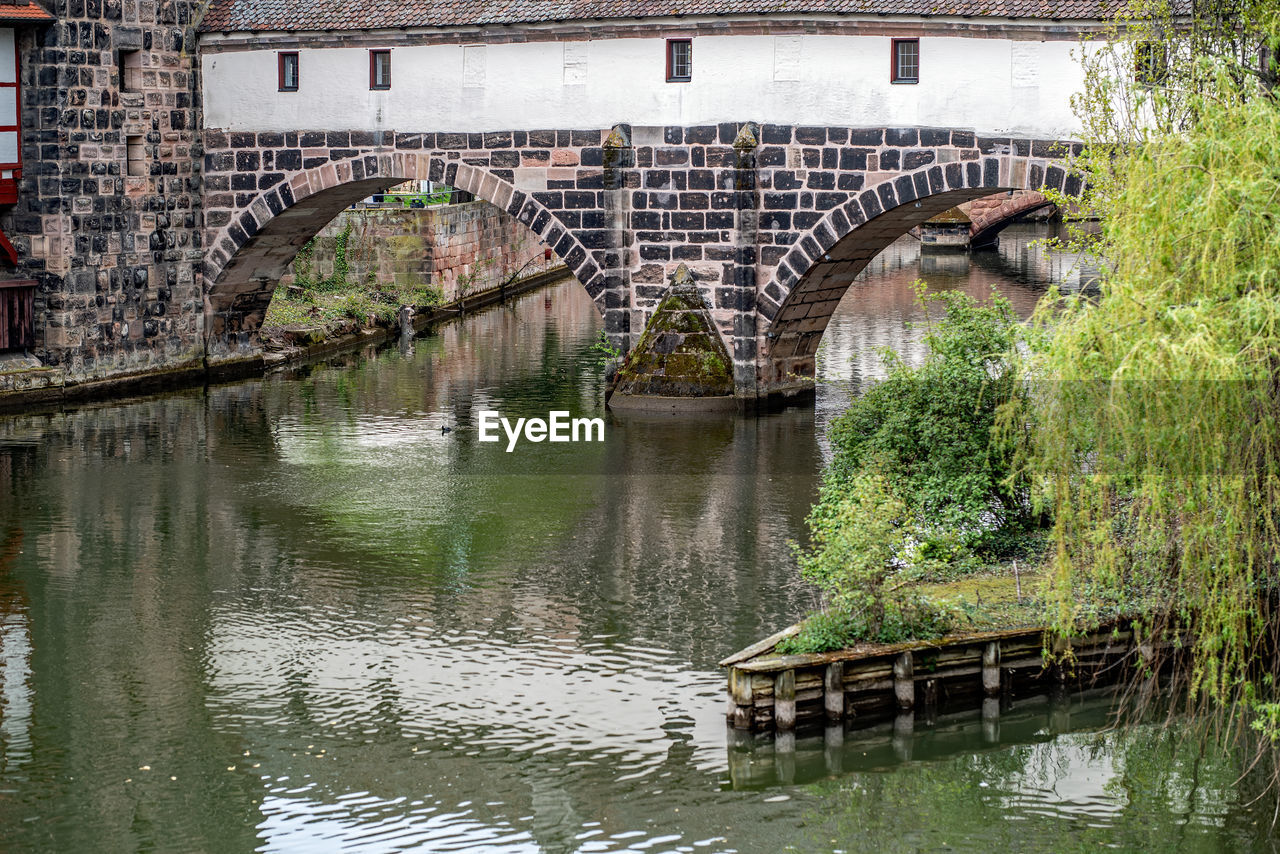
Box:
[1020, 3, 1280, 738]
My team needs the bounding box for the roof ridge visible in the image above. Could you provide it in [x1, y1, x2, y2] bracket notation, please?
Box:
[199, 0, 1135, 34]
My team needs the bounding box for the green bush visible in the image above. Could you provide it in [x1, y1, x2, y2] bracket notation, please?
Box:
[784, 286, 1036, 651]
[825, 285, 1036, 565]
[798, 473, 908, 623]
[790, 472, 957, 649]
[338, 292, 376, 324]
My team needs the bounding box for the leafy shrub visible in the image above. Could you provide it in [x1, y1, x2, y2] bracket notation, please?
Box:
[417, 285, 444, 307]
[798, 473, 909, 629]
[790, 473, 957, 649]
[775, 611, 865, 654]
[784, 286, 1037, 651]
[824, 285, 1036, 564]
[339, 293, 376, 324]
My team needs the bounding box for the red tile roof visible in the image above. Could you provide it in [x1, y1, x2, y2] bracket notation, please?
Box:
[199, 0, 1136, 33]
[0, 3, 53, 22]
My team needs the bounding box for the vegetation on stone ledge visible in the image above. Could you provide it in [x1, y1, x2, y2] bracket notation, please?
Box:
[264, 279, 443, 331]
[263, 233, 444, 332]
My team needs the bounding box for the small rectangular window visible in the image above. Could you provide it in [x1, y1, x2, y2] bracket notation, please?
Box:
[126, 135, 146, 177]
[1134, 41, 1167, 86]
[278, 51, 299, 92]
[666, 39, 691, 82]
[370, 50, 391, 90]
[119, 49, 142, 92]
[891, 38, 919, 84]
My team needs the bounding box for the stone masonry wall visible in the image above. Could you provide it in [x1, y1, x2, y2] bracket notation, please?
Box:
[286, 200, 560, 303]
[2, 0, 205, 381]
[201, 125, 1080, 400]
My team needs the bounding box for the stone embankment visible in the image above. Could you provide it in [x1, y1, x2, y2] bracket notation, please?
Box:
[0, 198, 567, 412]
[289, 200, 555, 299]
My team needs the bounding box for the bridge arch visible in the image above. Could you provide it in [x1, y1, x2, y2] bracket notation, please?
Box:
[760, 155, 1078, 389]
[202, 151, 603, 357]
[199, 127, 1081, 401]
[966, 191, 1055, 250]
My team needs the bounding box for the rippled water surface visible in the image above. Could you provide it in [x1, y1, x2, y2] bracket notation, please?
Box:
[0, 226, 1274, 852]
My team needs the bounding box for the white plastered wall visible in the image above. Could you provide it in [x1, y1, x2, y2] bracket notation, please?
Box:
[202, 31, 1092, 137]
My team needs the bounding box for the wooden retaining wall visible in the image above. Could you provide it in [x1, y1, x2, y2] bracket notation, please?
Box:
[721, 621, 1141, 733]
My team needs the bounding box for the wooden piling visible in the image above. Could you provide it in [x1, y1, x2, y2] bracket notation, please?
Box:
[893, 651, 914, 710]
[728, 667, 754, 730]
[775, 669, 796, 732]
[921, 678, 938, 726]
[1051, 635, 1071, 684]
[824, 661, 845, 722]
[982, 641, 1001, 697]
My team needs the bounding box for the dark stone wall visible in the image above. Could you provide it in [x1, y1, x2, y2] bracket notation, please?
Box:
[2, 0, 205, 379]
[200, 125, 1079, 402]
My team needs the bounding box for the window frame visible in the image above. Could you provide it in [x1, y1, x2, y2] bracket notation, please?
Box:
[370, 49, 391, 90]
[278, 51, 299, 92]
[890, 38, 920, 84]
[0, 27, 20, 181]
[1134, 41, 1167, 87]
[666, 38, 692, 83]
[118, 48, 143, 93]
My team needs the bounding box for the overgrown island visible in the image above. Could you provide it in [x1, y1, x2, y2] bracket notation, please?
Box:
[774, 0, 1280, 778]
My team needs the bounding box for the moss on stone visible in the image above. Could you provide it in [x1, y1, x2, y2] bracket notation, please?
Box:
[611, 270, 734, 399]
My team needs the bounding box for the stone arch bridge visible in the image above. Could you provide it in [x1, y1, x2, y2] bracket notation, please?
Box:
[203, 124, 1080, 405]
[191, 1, 1103, 407]
[0, 0, 1114, 407]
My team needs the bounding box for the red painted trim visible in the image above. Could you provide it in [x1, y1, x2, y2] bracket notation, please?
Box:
[890, 37, 919, 84]
[369, 49, 390, 89]
[6, 27, 17, 177]
[665, 38, 690, 82]
[0, 227, 17, 266]
[278, 51, 298, 91]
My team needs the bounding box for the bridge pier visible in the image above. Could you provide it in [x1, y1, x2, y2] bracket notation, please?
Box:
[730, 124, 763, 407]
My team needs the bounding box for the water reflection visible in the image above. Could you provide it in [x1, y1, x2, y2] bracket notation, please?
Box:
[815, 223, 1099, 427]
[0, 225, 1268, 853]
[0, 525, 32, 777]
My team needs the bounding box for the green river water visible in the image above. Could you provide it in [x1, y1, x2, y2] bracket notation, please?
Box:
[0, 226, 1275, 852]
